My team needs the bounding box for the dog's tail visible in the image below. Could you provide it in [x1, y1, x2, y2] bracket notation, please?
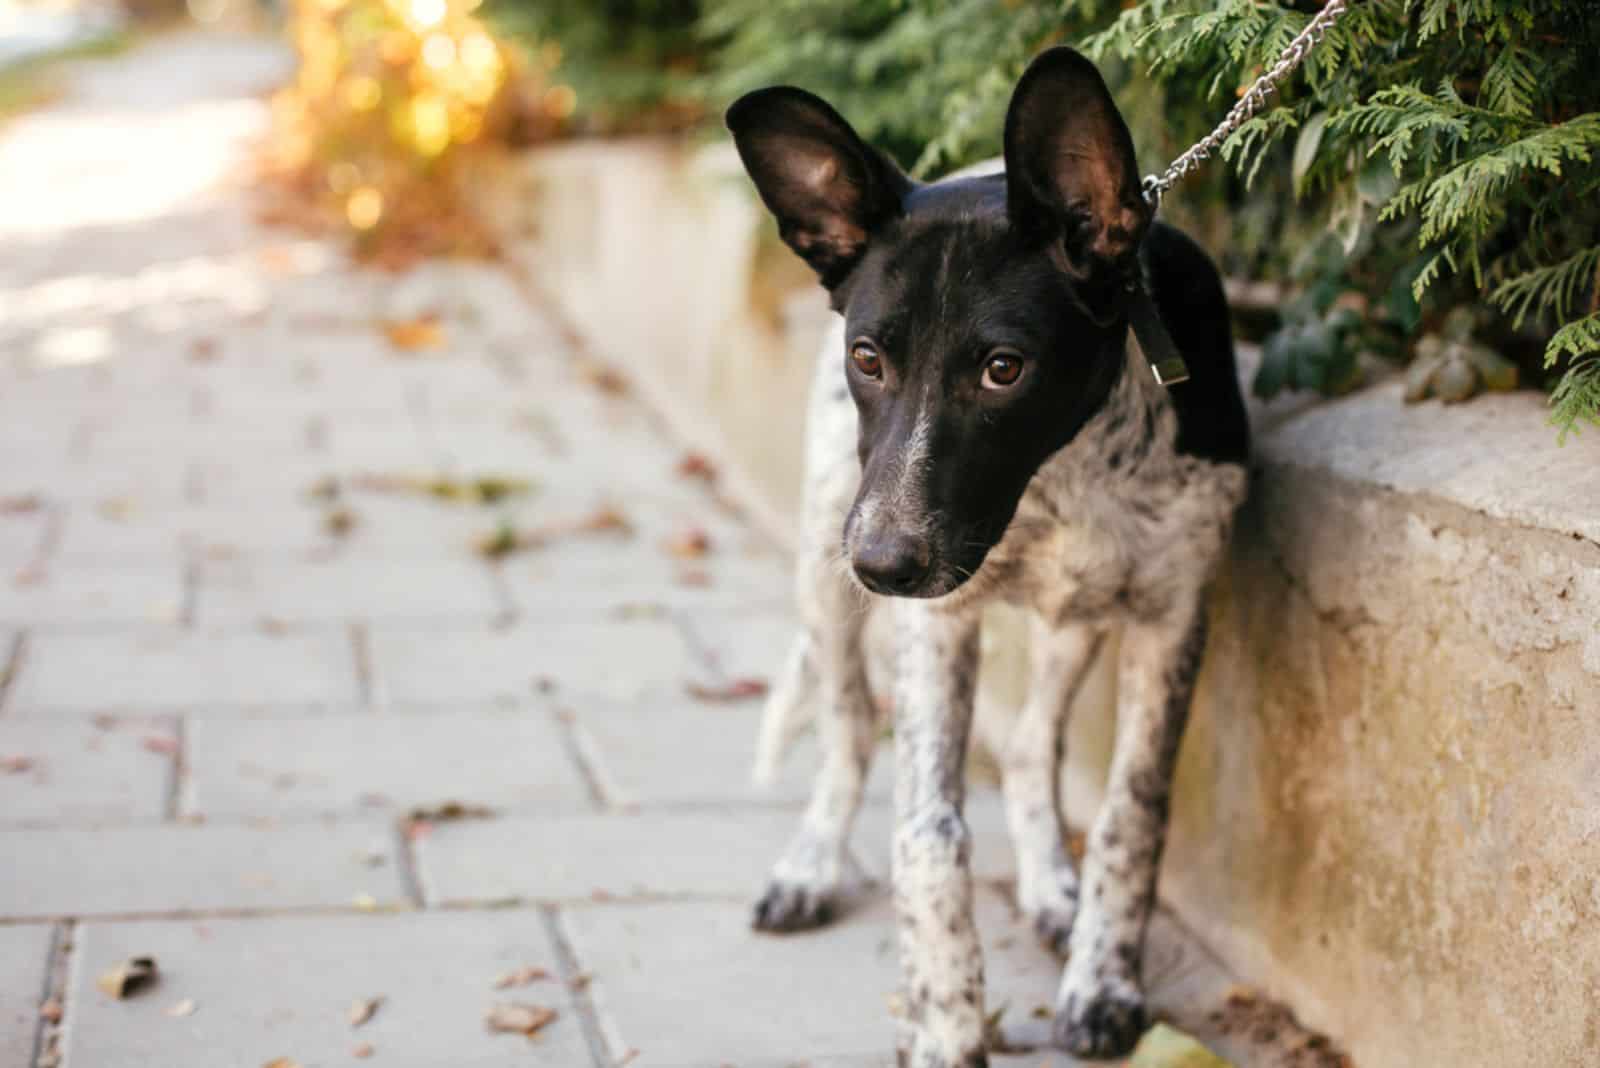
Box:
[752, 631, 817, 785]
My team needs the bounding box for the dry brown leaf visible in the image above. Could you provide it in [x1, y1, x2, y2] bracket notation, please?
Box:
[475, 505, 632, 559]
[662, 527, 712, 560]
[349, 996, 383, 1028]
[575, 358, 628, 394]
[166, 998, 197, 1018]
[305, 477, 341, 503]
[352, 1042, 375, 1059]
[568, 973, 591, 992]
[1, 755, 35, 774]
[380, 313, 444, 352]
[263, 1059, 302, 1068]
[323, 507, 358, 538]
[685, 678, 769, 703]
[0, 494, 42, 514]
[675, 568, 712, 588]
[492, 966, 551, 990]
[675, 453, 717, 482]
[406, 801, 493, 822]
[96, 498, 136, 521]
[96, 957, 158, 999]
[189, 337, 220, 362]
[485, 1002, 558, 1037]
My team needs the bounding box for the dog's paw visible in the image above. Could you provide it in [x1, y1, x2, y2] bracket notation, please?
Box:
[750, 879, 836, 932]
[1053, 981, 1147, 1060]
[895, 1043, 990, 1068]
[1027, 904, 1076, 957]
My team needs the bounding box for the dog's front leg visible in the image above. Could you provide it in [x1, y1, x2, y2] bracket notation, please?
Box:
[1054, 606, 1206, 1059]
[891, 600, 987, 1068]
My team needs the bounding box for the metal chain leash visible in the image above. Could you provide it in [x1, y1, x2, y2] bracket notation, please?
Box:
[1141, 0, 1350, 207]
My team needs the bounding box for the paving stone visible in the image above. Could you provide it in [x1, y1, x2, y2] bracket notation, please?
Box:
[63, 911, 591, 1068]
[678, 606, 802, 683]
[0, 924, 52, 1068]
[562, 693, 891, 807]
[195, 554, 507, 624]
[559, 891, 1089, 1066]
[0, 558, 185, 626]
[368, 619, 700, 706]
[0, 506, 47, 565]
[0, 823, 404, 918]
[0, 717, 175, 826]
[9, 626, 362, 712]
[505, 549, 791, 619]
[186, 708, 590, 819]
[416, 808, 849, 906]
[53, 503, 337, 559]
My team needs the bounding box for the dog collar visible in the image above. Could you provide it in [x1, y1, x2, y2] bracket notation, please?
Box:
[1126, 283, 1190, 387]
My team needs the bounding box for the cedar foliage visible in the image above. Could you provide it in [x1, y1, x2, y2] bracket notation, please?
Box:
[700, 0, 1600, 437]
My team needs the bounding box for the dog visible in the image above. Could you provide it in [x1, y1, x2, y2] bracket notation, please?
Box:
[727, 46, 1250, 1065]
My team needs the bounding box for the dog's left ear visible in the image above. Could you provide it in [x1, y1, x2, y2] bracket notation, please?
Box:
[1004, 47, 1151, 303]
[726, 87, 911, 290]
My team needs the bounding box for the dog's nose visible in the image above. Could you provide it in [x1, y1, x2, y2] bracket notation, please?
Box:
[853, 533, 932, 595]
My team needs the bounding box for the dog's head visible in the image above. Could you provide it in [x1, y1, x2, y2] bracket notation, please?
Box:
[728, 48, 1150, 598]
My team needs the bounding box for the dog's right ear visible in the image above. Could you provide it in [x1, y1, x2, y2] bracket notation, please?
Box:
[726, 88, 911, 290]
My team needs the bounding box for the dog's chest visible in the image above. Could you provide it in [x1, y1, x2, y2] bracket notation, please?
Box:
[984, 348, 1247, 624]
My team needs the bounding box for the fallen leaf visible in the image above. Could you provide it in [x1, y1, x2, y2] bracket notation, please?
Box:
[1129, 1023, 1233, 1068]
[352, 1042, 374, 1059]
[662, 527, 711, 560]
[575, 358, 628, 394]
[189, 337, 220, 362]
[485, 1003, 558, 1037]
[1031, 1004, 1052, 1020]
[492, 966, 551, 990]
[351, 473, 532, 506]
[263, 1059, 302, 1068]
[38, 1000, 62, 1022]
[675, 453, 717, 482]
[141, 736, 180, 756]
[96, 957, 158, 999]
[166, 998, 197, 1017]
[474, 505, 632, 559]
[685, 678, 769, 703]
[349, 996, 383, 1028]
[380, 313, 444, 352]
[1, 755, 35, 774]
[568, 973, 591, 992]
[323, 507, 358, 538]
[406, 801, 494, 822]
[96, 498, 136, 521]
[305, 477, 341, 503]
[0, 494, 42, 514]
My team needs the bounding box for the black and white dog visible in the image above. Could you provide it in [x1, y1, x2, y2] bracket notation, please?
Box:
[727, 47, 1250, 1064]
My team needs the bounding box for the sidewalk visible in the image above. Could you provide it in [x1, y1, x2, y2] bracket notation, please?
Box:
[0, 33, 1313, 1068]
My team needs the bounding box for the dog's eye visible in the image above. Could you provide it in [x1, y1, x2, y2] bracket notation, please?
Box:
[850, 342, 883, 380]
[981, 349, 1025, 390]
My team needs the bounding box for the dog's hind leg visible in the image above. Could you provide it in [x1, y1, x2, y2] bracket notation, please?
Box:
[752, 631, 818, 786]
[1054, 604, 1206, 1059]
[752, 558, 876, 932]
[1003, 618, 1104, 955]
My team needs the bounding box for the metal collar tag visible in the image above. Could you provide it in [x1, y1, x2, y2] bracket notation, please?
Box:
[1127, 285, 1190, 387]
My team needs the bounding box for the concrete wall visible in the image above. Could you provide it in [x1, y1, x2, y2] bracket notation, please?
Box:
[492, 138, 1600, 1068]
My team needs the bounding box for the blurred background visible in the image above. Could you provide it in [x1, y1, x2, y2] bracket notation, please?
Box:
[2, 3, 1598, 1067]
